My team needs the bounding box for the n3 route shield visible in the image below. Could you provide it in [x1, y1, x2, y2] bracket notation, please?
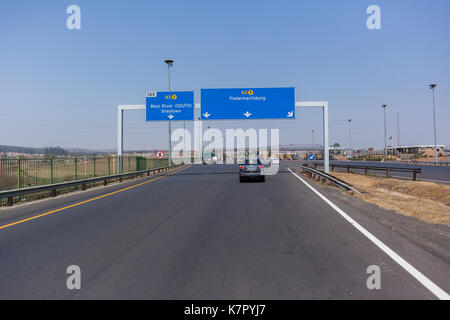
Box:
[146, 91, 194, 121]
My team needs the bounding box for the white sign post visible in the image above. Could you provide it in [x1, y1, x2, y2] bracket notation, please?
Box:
[295, 101, 330, 173]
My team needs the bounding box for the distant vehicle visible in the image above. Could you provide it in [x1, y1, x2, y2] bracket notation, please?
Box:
[239, 159, 265, 182]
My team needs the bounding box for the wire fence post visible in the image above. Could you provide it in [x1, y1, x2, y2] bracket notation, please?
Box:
[108, 157, 111, 176]
[93, 158, 96, 178]
[17, 158, 21, 189]
[50, 159, 54, 184]
[74, 156, 78, 181]
[35, 159, 38, 186]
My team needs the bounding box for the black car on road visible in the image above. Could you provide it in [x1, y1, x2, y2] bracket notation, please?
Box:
[239, 159, 265, 182]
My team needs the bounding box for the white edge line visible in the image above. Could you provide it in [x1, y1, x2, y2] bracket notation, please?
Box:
[288, 168, 449, 300]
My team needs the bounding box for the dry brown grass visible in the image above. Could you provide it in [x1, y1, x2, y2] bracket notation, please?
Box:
[331, 172, 450, 226]
[415, 155, 450, 162]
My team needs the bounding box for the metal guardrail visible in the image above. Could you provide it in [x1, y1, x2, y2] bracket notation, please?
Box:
[301, 165, 360, 194]
[384, 160, 450, 166]
[311, 162, 421, 181]
[0, 164, 183, 206]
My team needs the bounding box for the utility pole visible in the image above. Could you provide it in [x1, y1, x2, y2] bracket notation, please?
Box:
[198, 117, 203, 163]
[348, 119, 352, 158]
[397, 112, 400, 157]
[164, 59, 174, 165]
[430, 84, 438, 163]
[183, 119, 186, 163]
[382, 104, 387, 158]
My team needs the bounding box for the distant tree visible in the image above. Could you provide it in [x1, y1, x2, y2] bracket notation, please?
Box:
[44, 147, 68, 157]
[333, 143, 340, 148]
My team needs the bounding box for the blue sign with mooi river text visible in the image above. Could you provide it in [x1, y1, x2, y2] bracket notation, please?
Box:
[200, 87, 295, 120]
[146, 91, 194, 121]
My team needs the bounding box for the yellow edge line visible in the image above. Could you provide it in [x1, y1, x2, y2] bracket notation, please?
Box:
[0, 165, 192, 231]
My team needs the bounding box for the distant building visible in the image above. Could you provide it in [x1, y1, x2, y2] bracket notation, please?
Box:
[387, 145, 446, 158]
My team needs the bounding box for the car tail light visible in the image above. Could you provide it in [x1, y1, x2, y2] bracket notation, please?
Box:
[240, 166, 245, 169]
[259, 166, 264, 169]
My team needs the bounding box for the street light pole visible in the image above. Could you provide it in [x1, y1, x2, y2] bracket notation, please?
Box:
[198, 117, 203, 163]
[382, 105, 387, 159]
[430, 84, 438, 163]
[397, 112, 400, 157]
[183, 119, 186, 163]
[164, 59, 174, 165]
[348, 119, 352, 158]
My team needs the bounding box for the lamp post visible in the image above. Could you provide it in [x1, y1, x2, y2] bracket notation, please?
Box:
[396, 112, 400, 157]
[430, 84, 438, 163]
[198, 117, 203, 163]
[164, 59, 174, 165]
[348, 119, 352, 158]
[382, 104, 387, 158]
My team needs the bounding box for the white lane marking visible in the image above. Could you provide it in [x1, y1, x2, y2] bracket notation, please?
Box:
[288, 168, 449, 300]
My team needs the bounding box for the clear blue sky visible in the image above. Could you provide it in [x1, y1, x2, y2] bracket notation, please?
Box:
[1, 0, 449, 150]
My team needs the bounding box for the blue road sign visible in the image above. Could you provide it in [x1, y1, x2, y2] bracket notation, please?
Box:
[146, 91, 194, 121]
[308, 154, 317, 161]
[200, 87, 295, 120]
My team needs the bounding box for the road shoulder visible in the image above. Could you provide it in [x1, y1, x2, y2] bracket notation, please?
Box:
[288, 166, 450, 297]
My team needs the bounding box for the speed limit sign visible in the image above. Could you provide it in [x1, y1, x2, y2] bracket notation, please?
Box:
[156, 151, 165, 159]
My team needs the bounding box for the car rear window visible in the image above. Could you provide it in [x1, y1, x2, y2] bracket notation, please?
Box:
[240, 159, 262, 165]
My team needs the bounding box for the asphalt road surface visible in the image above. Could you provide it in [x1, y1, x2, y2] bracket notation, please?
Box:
[0, 163, 449, 299]
[311, 160, 450, 184]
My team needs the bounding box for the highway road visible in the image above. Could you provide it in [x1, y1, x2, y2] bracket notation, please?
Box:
[312, 160, 450, 184]
[0, 163, 449, 299]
